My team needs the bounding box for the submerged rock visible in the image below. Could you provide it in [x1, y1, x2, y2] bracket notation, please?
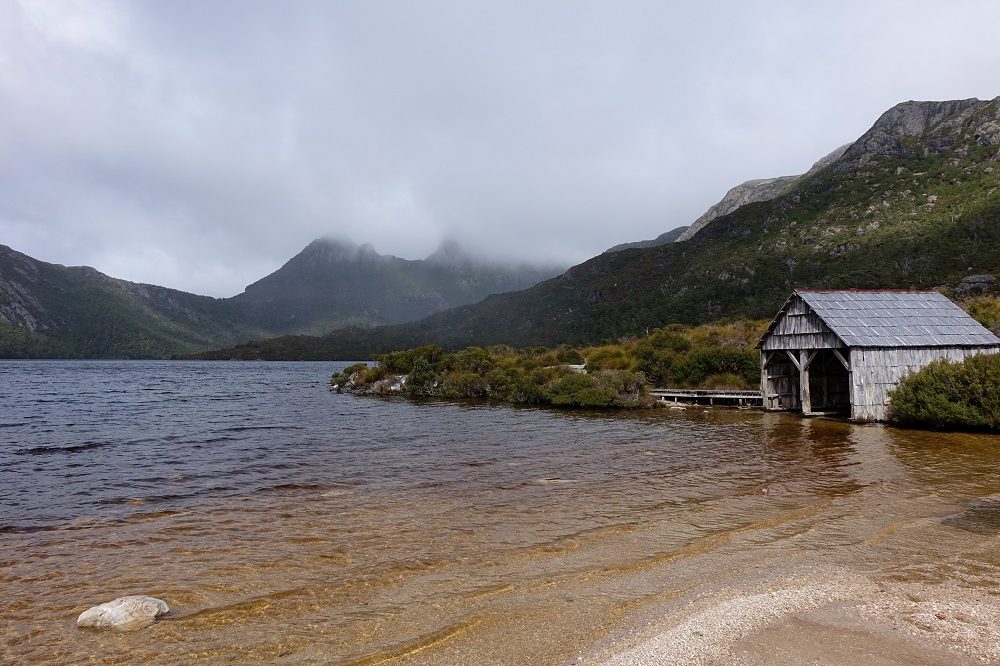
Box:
[77, 595, 169, 631]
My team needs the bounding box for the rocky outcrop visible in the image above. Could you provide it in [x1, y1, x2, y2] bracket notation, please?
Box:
[332, 370, 408, 396]
[677, 99, 1000, 246]
[947, 274, 999, 297]
[836, 98, 991, 170]
[77, 596, 169, 631]
[675, 144, 849, 242]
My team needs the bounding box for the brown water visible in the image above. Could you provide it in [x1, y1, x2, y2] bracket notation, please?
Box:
[1, 361, 999, 664]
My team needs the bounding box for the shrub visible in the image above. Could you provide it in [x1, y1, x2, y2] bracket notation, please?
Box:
[699, 373, 748, 390]
[673, 347, 758, 387]
[445, 347, 496, 375]
[634, 348, 679, 386]
[378, 345, 444, 373]
[888, 354, 1000, 429]
[545, 373, 616, 407]
[584, 346, 632, 372]
[406, 357, 436, 396]
[333, 320, 766, 406]
[440, 371, 490, 399]
[636, 329, 692, 354]
[544, 370, 649, 407]
[554, 346, 585, 365]
[965, 297, 1000, 334]
[331, 362, 391, 388]
[599, 370, 649, 405]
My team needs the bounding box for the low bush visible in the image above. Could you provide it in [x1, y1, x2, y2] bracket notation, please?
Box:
[378, 345, 445, 373]
[545, 373, 616, 407]
[888, 353, 1000, 430]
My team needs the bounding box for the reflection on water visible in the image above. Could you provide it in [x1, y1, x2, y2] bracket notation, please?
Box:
[1, 361, 999, 663]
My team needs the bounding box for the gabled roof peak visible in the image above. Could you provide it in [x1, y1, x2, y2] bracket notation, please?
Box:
[759, 289, 1000, 348]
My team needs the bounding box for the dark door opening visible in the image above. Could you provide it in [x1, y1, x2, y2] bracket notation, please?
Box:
[807, 349, 850, 414]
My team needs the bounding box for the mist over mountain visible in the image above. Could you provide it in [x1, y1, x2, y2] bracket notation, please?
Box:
[191, 97, 1000, 360]
[5, 97, 1000, 359]
[0, 238, 564, 357]
[230, 238, 565, 335]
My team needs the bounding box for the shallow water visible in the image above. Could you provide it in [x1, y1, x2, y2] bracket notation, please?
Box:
[1, 360, 999, 664]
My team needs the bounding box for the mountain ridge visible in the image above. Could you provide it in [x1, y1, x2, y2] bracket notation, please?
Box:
[191, 96, 1000, 360]
[674, 143, 852, 242]
[231, 237, 564, 335]
[0, 239, 564, 357]
[6, 96, 1000, 360]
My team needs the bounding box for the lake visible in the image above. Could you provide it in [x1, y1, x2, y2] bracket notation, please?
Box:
[2, 360, 999, 663]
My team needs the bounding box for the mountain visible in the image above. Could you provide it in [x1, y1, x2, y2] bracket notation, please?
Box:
[604, 226, 689, 254]
[602, 145, 849, 255]
[195, 97, 1000, 359]
[0, 239, 564, 358]
[673, 143, 851, 242]
[229, 238, 564, 335]
[0, 244, 255, 358]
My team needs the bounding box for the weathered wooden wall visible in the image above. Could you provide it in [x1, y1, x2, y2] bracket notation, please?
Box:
[849, 346, 1000, 422]
[761, 350, 800, 410]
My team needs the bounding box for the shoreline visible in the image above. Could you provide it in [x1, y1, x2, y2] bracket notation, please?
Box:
[580, 567, 998, 665]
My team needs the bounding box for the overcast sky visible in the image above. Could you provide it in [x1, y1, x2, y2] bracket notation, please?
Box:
[1, 0, 999, 297]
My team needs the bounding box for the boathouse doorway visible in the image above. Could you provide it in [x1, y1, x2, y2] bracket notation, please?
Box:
[760, 348, 849, 416]
[806, 349, 850, 414]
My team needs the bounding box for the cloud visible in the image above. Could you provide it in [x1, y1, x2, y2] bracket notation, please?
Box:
[1, 0, 999, 296]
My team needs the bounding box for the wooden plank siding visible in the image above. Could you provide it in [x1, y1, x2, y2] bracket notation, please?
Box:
[848, 345, 1000, 422]
[760, 350, 800, 411]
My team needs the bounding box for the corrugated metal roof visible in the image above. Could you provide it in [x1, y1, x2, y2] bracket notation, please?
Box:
[795, 290, 1000, 347]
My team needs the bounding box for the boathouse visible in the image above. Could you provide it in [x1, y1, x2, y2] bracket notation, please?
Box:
[758, 290, 1000, 422]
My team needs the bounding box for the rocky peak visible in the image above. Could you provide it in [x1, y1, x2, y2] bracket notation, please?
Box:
[836, 98, 991, 170]
[293, 237, 391, 266]
[675, 144, 849, 243]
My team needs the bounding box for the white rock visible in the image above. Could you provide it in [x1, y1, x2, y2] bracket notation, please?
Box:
[77, 595, 169, 630]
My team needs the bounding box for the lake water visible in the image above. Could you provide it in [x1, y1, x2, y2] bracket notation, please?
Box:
[2, 361, 999, 664]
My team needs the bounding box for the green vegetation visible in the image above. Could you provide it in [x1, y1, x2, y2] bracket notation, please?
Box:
[888, 354, 1000, 430]
[330, 320, 766, 408]
[332, 344, 649, 408]
[963, 295, 1000, 334]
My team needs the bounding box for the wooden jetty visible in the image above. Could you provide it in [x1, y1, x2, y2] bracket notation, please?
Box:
[650, 388, 763, 407]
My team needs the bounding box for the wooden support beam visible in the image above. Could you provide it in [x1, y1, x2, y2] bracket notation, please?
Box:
[799, 349, 812, 415]
[760, 351, 770, 409]
[786, 350, 802, 371]
[802, 350, 818, 370]
[832, 348, 851, 371]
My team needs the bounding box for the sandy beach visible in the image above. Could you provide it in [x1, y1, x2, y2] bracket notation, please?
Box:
[584, 566, 998, 665]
